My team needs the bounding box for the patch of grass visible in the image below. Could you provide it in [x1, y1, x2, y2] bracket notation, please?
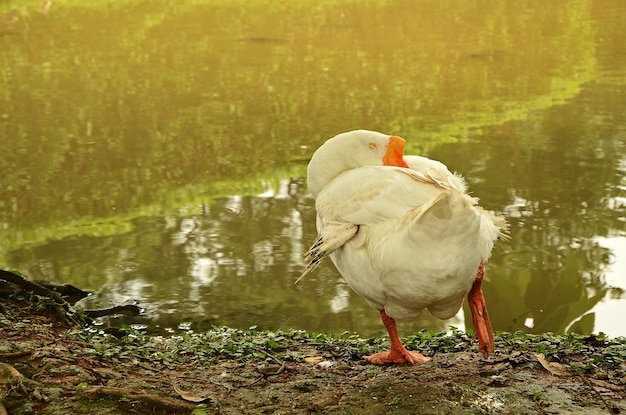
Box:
[71, 326, 626, 373]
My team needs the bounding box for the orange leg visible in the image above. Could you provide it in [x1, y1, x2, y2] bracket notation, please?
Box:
[467, 261, 495, 358]
[363, 310, 431, 364]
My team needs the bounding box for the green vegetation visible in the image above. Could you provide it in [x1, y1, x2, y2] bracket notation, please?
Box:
[74, 325, 626, 373]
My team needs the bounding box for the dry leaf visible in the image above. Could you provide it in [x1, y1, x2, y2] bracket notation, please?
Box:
[304, 356, 324, 363]
[535, 353, 571, 377]
[171, 381, 212, 403]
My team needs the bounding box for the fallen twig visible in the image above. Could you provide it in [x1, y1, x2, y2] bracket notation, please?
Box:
[83, 304, 141, 318]
[254, 347, 286, 375]
[247, 347, 287, 386]
[85, 386, 196, 413]
[0, 350, 33, 359]
[0, 270, 140, 325]
[32, 280, 89, 303]
[0, 270, 77, 326]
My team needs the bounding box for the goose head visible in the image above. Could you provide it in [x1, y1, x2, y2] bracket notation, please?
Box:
[307, 130, 407, 198]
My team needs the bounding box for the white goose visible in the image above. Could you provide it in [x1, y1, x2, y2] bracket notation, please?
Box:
[299, 130, 507, 364]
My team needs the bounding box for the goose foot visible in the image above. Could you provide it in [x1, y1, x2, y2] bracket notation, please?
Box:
[363, 310, 432, 365]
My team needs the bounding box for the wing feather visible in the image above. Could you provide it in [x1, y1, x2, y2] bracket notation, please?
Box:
[298, 166, 450, 283]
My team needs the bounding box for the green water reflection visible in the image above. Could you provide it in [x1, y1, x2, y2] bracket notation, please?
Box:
[1, 0, 625, 337]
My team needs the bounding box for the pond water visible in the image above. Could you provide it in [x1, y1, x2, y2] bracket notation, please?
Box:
[1, 0, 625, 338]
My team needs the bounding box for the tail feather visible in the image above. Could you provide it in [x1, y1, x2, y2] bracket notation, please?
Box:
[296, 222, 358, 284]
[493, 215, 510, 241]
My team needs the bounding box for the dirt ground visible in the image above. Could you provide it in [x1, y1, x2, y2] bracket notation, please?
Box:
[1, 297, 625, 415]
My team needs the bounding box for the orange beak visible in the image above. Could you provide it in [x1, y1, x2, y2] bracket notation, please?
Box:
[383, 136, 408, 167]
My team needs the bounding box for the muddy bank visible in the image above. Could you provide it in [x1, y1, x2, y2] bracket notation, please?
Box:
[1, 289, 625, 414]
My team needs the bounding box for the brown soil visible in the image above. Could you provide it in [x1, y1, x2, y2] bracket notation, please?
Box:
[1, 297, 625, 415]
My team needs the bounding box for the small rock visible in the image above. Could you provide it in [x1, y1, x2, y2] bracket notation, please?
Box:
[31, 388, 48, 402]
[316, 360, 335, 370]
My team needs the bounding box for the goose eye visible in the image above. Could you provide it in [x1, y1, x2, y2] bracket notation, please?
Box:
[369, 142, 377, 149]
